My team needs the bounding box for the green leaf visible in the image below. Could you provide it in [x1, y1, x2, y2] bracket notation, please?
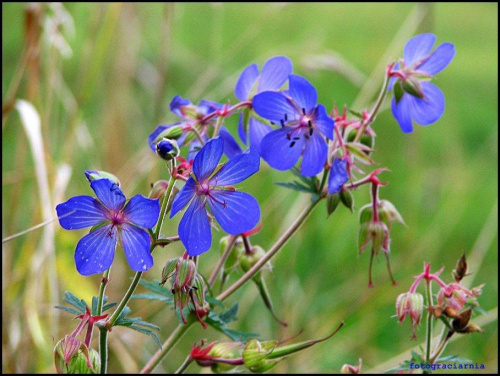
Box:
[54, 305, 82, 316]
[275, 181, 315, 194]
[102, 302, 117, 312]
[206, 296, 225, 309]
[291, 167, 319, 191]
[348, 109, 364, 119]
[205, 303, 259, 342]
[131, 292, 173, 303]
[219, 303, 239, 323]
[128, 325, 162, 349]
[62, 291, 87, 313]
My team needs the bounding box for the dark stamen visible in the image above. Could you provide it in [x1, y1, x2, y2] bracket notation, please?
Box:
[284, 113, 288, 121]
[309, 128, 313, 136]
[302, 108, 306, 115]
[286, 133, 291, 140]
[293, 136, 300, 140]
[290, 141, 296, 147]
[280, 119, 285, 127]
[308, 120, 312, 128]
[270, 121, 275, 125]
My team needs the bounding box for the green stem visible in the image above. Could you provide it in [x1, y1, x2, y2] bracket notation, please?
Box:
[174, 355, 193, 374]
[99, 328, 108, 374]
[155, 160, 177, 238]
[97, 268, 111, 315]
[140, 319, 193, 374]
[106, 271, 143, 329]
[425, 279, 434, 363]
[353, 71, 390, 143]
[217, 197, 322, 302]
[208, 235, 236, 286]
[212, 115, 224, 138]
[318, 167, 329, 192]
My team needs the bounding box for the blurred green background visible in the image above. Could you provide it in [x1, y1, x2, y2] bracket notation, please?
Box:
[2, 3, 497, 373]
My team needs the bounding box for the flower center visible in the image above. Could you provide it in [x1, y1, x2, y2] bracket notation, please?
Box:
[111, 211, 126, 226]
[197, 181, 211, 195]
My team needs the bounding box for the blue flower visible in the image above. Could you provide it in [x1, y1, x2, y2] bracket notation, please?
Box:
[235, 56, 293, 154]
[56, 174, 160, 275]
[149, 96, 241, 160]
[252, 74, 334, 177]
[390, 33, 456, 133]
[328, 158, 349, 194]
[170, 137, 260, 256]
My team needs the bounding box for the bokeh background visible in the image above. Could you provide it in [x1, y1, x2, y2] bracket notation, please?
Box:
[2, 3, 497, 374]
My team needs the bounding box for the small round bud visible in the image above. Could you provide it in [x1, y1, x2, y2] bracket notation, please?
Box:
[239, 246, 266, 273]
[156, 139, 180, 161]
[149, 180, 170, 200]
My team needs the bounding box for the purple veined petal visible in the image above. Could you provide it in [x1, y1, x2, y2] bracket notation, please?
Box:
[148, 124, 171, 151]
[192, 136, 224, 181]
[56, 196, 108, 230]
[407, 82, 445, 126]
[90, 178, 126, 212]
[186, 136, 207, 162]
[170, 95, 192, 117]
[249, 117, 273, 155]
[312, 104, 334, 140]
[391, 96, 414, 133]
[74, 224, 117, 276]
[260, 127, 306, 171]
[219, 126, 243, 159]
[417, 42, 456, 76]
[178, 197, 212, 256]
[198, 100, 223, 116]
[403, 33, 436, 66]
[122, 195, 160, 229]
[328, 158, 349, 194]
[170, 177, 197, 218]
[207, 190, 260, 235]
[210, 146, 260, 186]
[238, 113, 247, 145]
[235, 63, 259, 101]
[258, 56, 293, 93]
[252, 91, 297, 123]
[288, 74, 318, 114]
[119, 223, 154, 272]
[300, 131, 328, 177]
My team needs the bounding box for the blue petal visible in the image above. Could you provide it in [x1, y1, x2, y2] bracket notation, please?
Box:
[56, 196, 107, 230]
[328, 159, 349, 194]
[148, 125, 170, 151]
[207, 190, 260, 235]
[178, 197, 211, 256]
[219, 126, 243, 158]
[120, 223, 154, 272]
[300, 132, 327, 177]
[74, 224, 117, 276]
[186, 137, 206, 162]
[235, 63, 259, 101]
[198, 100, 223, 116]
[170, 177, 197, 218]
[170, 95, 192, 117]
[249, 118, 272, 155]
[122, 195, 160, 229]
[312, 104, 334, 139]
[391, 96, 413, 133]
[210, 147, 260, 186]
[238, 113, 247, 145]
[90, 178, 126, 212]
[417, 42, 455, 75]
[260, 127, 306, 171]
[288, 74, 318, 114]
[403, 33, 436, 66]
[258, 56, 293, 93]
[252, 91, 297, 123]
[407, 82, 445, 125]
[192, 137, 224, 181]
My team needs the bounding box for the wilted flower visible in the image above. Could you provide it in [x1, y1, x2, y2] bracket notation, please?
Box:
[396, 292, 424, 339]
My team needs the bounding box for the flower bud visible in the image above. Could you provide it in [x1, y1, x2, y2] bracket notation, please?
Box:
[346, 129, 375, 155]
[84, 170, 120, 186]
[358, 221, 390, 255]
[339, 189, 354, 212]
[326, 193, 341, 217]
[437, 283, 471, 311]
[190, 341, 244, 373]
[149, 180, 170, 200]
[340, 358, 362, 374]
[173, 258, 197, 291]
[239, 246, 267, 274]
[452, 253, 468, 283]
[378, 200, 405, 229]
[54, 336, 100, 374]
[151, 125, 183, 144]
[396, 292, 424, 339]
[156, 139, 180, 161]
[160, 257, 179, 285]
[242, 339, 279, 373]
[402, 76, 424, 99]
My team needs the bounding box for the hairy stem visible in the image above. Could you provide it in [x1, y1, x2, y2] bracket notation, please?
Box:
[425, 279, 434, 363]
[99, 328, 108, 374]
[174, 355, 193, 374]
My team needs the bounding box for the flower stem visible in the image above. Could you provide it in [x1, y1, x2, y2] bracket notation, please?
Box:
[97, 268, 111, 315]
[212, 114, 224, 138]
[208, 235, 236, 286]
[106, 271, 143, 329]
[353, 71, 390, 143]
[217, 197, 322, 302]
[174, 355, 193, 374]
[155, 160, 177, 238]
[140, 319, 193, 374]
[425, 278, 434, 363]
[99, 328, 108, 374]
